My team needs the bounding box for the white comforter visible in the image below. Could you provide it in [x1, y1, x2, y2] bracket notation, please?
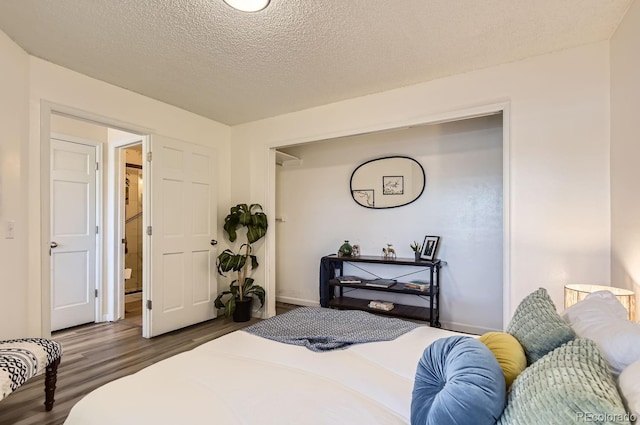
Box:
[65, 326, 461, 425]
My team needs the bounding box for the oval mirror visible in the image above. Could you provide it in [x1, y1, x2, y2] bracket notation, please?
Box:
[350, 156, 425, 209]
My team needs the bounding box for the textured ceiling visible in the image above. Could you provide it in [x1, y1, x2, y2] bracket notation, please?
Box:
[0, 0, 633, 125]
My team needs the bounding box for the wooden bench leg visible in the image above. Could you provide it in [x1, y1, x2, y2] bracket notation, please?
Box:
[44, 358, 60, 411]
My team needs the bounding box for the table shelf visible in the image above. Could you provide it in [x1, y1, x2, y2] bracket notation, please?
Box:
[328, 296, 434, 323]
[320, 255, 442, 327]
[329, 279, 438, 296]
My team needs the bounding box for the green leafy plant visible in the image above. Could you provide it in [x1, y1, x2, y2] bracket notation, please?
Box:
[214, 204, 268, 317]
[410, 241, 422, 252]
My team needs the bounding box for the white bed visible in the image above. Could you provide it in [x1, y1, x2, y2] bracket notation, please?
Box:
[65, 325, 462, 425]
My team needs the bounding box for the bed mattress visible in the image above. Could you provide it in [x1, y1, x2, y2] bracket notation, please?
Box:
[65, 325, 462, 424]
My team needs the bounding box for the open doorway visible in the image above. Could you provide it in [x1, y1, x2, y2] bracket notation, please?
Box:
[49, 115, 104, 332]
[43, 104, 220, 339]
[48, 113, 146, 333]
[122, 144, 144, 327]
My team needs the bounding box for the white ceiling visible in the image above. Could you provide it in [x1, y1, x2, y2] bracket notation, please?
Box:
[0, 0, 633, 125]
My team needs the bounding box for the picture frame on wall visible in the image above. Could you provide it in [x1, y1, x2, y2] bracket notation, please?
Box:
[352, 189, 375, 207]
[382, 176, 404, 195]
[421, 235, 440, 260]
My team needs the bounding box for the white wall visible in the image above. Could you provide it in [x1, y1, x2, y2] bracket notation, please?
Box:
[0, 31, 29, 338]
[0, 28, 613, 337]
[611, 0, 640, 304]
[233, 42, 611, 322]
[51, 114, 108, 143]
[276, 115, 503, 332]
[25, 56, 231, 336]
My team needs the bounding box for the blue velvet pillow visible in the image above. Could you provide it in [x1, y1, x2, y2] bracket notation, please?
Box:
[411, 336, 506, 425]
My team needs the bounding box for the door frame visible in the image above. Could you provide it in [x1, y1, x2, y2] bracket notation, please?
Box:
[49, 133, 102, 329]
[39, 101, 152, 336]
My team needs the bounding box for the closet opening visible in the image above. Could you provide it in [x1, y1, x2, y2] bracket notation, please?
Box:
[273, 112, 506, 334]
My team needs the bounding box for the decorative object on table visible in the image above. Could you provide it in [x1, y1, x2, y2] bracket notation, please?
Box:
[350, 156, 425, 209]
[338, 240, 353, 257]
[351, 244, 361, 257]
[335, 275, 363, 284]
[405, 280, 430, 292]
[368, 300, 395, 311]
[214, 203, 267, 322]
[410, 240, 422, 261]
[382, 176, 404, 195]
[364, 278, 397, 288]
[563, 283, 636, 321]
[421, 235, 440, 261]
[382, 243, 396, 259]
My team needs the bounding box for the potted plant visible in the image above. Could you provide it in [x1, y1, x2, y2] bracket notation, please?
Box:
[410, 241, 422, 261]
[214, 203, 267, 322]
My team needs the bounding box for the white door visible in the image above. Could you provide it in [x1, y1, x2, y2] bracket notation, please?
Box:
[50, 139, 97, 331]
[145, 135, 217, 338]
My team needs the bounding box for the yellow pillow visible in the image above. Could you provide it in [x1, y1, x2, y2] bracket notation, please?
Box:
[479, 332, 527, 388]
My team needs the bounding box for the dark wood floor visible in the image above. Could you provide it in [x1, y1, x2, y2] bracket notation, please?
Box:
[121, 297, 143, 327]
[0, 304, 297, 425]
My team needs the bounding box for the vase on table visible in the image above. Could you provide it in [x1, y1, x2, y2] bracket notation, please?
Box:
[338, 240, 353, 257]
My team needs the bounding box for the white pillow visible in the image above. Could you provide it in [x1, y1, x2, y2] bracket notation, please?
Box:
[562, 290, 628, 322]
[619, 357, 640, 421]
[561, 290, 640, 376]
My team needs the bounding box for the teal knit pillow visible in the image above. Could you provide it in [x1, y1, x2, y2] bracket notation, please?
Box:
[498, 338, 630, 425]
[507, 288, 575, 364]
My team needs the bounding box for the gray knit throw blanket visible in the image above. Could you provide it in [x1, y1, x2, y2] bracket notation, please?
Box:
[245, 307, 419, 352]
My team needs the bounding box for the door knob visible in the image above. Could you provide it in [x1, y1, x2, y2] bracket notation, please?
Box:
[210, 239, 218, 246]
[50, 241, 58, 248]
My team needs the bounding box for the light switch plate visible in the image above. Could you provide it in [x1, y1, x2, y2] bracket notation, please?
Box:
[5, 220, 15, 239]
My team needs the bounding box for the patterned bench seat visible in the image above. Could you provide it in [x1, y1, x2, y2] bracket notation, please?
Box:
[0, 338, 62, 411]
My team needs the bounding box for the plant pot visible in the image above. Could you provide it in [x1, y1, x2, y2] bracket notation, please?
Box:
[233, 296, 253, 322]
[414, 252, 421, 261]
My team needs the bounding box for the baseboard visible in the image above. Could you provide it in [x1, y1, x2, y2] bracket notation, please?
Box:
[276, 296, 319, 307]
[439, 321, 501, 336]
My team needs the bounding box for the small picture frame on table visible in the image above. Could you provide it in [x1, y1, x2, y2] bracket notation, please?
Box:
[421, 236, 440, 261]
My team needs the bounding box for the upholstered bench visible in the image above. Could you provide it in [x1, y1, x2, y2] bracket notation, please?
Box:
[0, 338, 62, 411]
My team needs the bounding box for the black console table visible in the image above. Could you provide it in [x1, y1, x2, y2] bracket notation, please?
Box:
[319, 255, 441, 327]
